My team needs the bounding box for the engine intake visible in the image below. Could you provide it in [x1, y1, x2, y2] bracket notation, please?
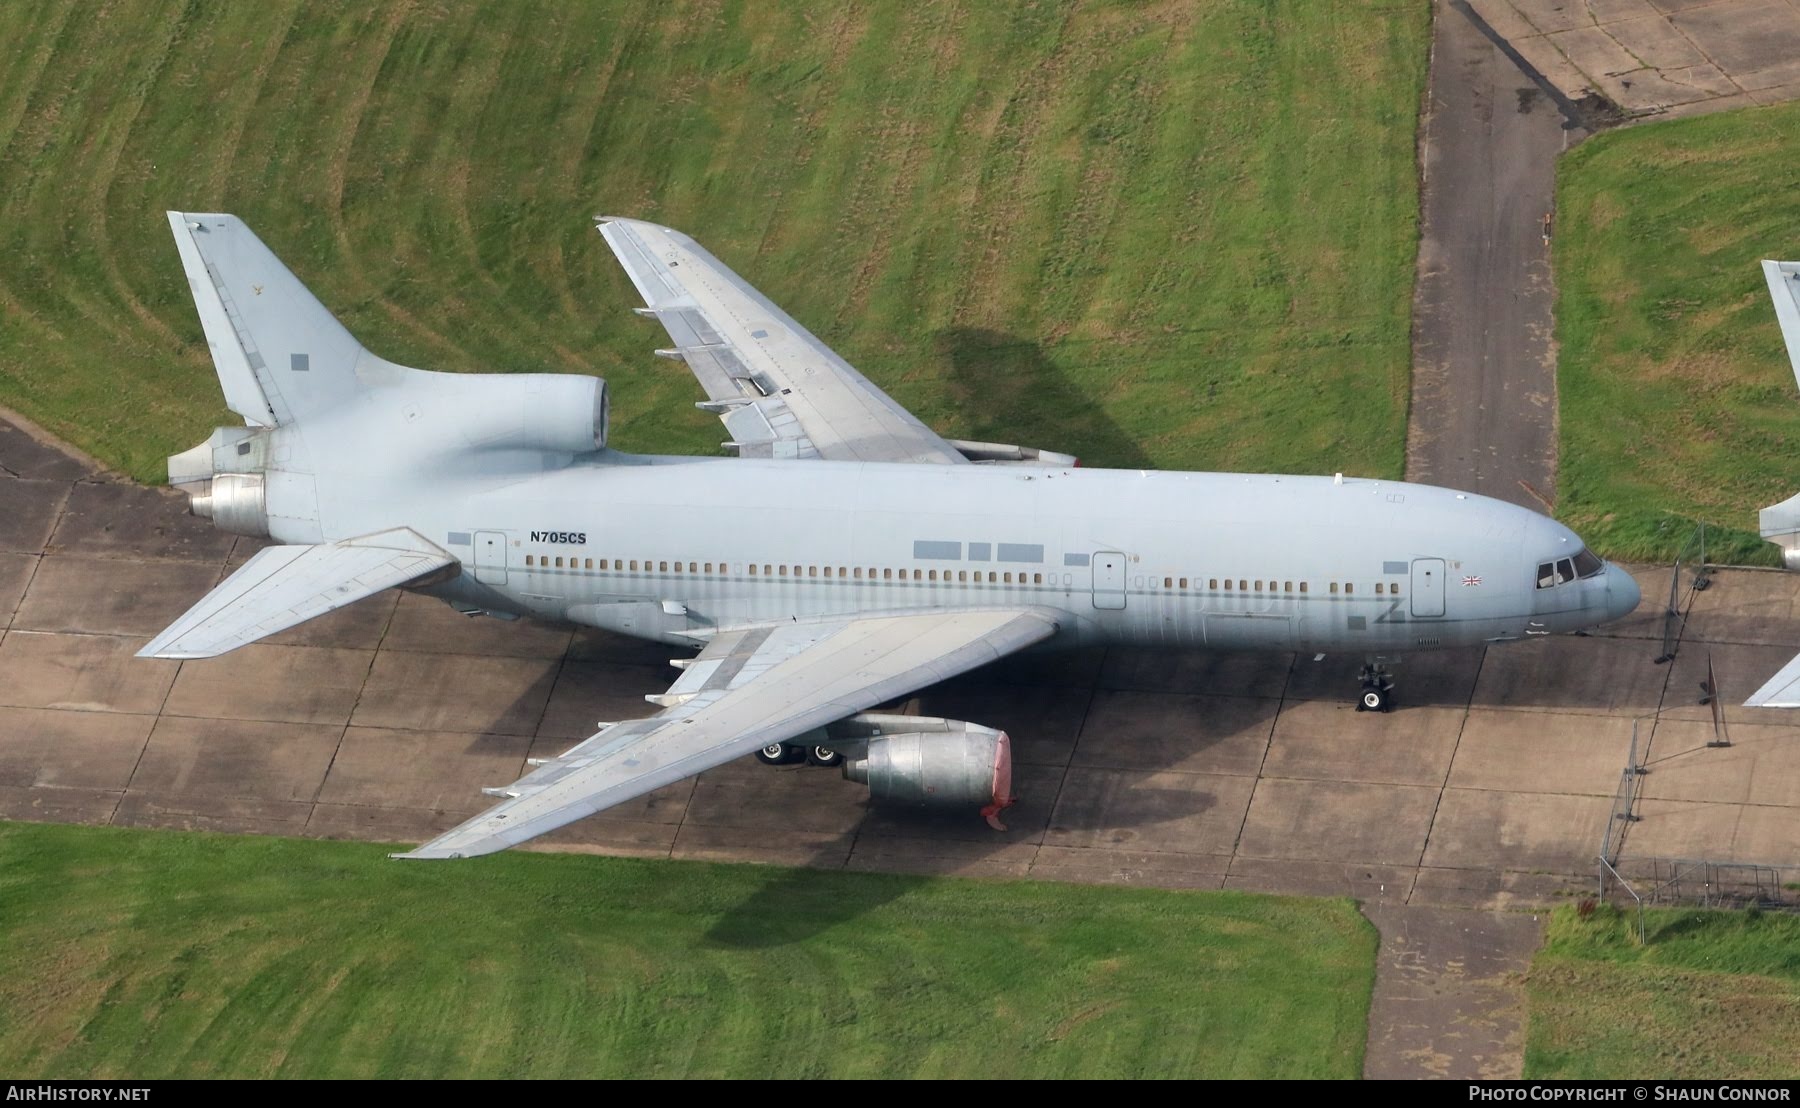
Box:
[837, 714, 1014, 830]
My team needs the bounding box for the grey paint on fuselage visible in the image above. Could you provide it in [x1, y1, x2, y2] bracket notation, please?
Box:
[145, 212, 1647, 859]
[329, 453, 1636, 655]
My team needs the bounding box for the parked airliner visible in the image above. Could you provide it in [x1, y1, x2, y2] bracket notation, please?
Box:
[143, 212, 1639, 858]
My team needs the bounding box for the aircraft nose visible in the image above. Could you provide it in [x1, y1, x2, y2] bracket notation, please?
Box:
[1604, 563, 1641, 622]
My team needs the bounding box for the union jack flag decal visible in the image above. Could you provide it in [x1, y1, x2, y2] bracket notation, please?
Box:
[1462, 575, 1482, 587]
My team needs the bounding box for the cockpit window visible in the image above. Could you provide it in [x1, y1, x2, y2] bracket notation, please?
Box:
[1537, 552, 1596, 589]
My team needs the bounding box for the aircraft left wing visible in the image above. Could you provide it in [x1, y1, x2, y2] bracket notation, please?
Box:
[597, 217, 969, 465]
[395, 607, 1058, 859]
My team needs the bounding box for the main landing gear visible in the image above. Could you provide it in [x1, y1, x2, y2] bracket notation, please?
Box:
[753, 743, 843, 767]
[1357, 661, 1396, 713]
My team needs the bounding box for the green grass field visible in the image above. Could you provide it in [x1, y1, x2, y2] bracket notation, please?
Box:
[1525, 904, 1800, 1078]
[0, 821, 1377, 1079]
[0, 0, 1427, 483]
[1554, 101, 1800, 564]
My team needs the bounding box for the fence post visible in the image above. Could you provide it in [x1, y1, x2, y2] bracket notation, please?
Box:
[1705, 652, 1732, 748]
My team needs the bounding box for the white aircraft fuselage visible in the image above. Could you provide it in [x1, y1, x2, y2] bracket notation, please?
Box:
[369, 452, 1639, 654]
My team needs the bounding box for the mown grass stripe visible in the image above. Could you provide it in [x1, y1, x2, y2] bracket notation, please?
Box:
[0, 821, 1377, 1078]
[1555, 101, 1800, 563]
[0, 1, 1425, 493]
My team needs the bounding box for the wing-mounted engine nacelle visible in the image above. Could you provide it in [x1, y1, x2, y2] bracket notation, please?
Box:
[830, 713, 1015, 830]
[947, 438, 1078, 467]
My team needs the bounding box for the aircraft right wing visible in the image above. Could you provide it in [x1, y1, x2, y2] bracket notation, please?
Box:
[395, 607, 1058, 859]
[597, 217, 970, 466]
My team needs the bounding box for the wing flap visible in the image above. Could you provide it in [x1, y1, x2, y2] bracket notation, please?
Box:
[138, 527, 453, 659]
[394, 608, 1057, 859]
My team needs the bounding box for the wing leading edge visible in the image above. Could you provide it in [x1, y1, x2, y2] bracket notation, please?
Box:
[394, 608, 1058, 859]
[597, 217, 969, 465]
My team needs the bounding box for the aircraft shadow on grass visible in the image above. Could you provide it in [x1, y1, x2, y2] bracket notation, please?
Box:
[932, 328, 1155, 473]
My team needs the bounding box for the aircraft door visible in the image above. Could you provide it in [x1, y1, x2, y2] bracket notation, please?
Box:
[1411, 557, 1446, 618]
[1092, 551, 1126, 610]
[474, 531, 508, 586]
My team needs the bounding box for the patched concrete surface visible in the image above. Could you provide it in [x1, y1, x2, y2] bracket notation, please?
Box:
[3, 410, 1799, 903]
[1361, 904, 1545, 1080]
[1471, 0, 1800, 120]
[1407, 0, 1578, 510]
[7, 413, 1800, 1084]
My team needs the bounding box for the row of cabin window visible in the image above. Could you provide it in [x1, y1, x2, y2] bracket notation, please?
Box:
[524, 556, 727, 573]
[1151, 578, 1402, 596]
[521, 556, 1051, 584]
[519, 556, 1403, 597]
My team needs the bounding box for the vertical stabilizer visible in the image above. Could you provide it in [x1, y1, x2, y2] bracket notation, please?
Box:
[167, 212, 366, 427]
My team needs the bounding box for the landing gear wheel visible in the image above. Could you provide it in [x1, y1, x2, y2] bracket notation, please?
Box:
[1356, 660, 1397, 713]
[1358, 686, 1392, 713]
[755, 743, 802, 765]
[805, 746, 843, 768]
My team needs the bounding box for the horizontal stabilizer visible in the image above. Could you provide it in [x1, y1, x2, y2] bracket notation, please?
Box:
[1764, 260, 1800, 390]
[1745, 651, 1800, 708]
[139, 528, 454, 659]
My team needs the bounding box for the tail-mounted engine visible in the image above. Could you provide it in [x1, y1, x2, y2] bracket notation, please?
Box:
[167, 426, 271, 537]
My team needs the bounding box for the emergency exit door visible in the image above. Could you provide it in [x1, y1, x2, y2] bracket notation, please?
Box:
[474, 531, 508, 586]
[1411, 557, 1446, 618]
[1092, 551, 1126, 610]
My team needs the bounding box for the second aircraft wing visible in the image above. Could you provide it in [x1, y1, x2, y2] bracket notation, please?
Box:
[395, 607, 1058, 859]
[597, 217, 969, 465]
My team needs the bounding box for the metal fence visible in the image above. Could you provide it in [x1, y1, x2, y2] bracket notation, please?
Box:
[1655, 522, 1710, 664]
[1600, 720, 1645, 866]
[1607, 856, 1797, 912]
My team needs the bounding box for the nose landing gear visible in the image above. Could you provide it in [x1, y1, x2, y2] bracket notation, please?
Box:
[1357, 661, 1395, 713]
